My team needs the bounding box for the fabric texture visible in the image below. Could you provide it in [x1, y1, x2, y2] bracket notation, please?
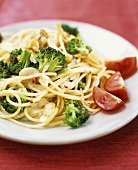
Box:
[0, 0, 138, 169]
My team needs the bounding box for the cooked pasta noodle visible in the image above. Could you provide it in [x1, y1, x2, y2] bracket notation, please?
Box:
[0, 24, 115, 128]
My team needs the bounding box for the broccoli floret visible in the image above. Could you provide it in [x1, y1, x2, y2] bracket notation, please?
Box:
[65, 38, 92, 55]
[61, 24, 80, 37]
[78, 77, 86, 90]
[1, 96, 18, 113]
[35, 47, 67, 72]
[0, 33, 3, 43]
[78, 81, 85, 90]
[0, 61, 10, 78]
[8, 48, 34, 75]
[1, 88, 27, 113]
[63, 99, 90, 128]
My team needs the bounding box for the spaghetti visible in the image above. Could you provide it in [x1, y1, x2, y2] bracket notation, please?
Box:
[0, 24, 114, 128]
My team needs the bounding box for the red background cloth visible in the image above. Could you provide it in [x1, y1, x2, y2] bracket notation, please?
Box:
[0, 0, 138, 169]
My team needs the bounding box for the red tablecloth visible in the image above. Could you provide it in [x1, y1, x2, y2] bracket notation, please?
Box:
[0, 0, 138, 169]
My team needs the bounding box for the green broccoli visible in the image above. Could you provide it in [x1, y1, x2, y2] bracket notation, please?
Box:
[8, 48, 35, 75]
[78, 77, 86, 90]
[35, 46, 67, 72]
[63, 99, 90, 128]
[61, 24, 80, 37]
[0, 33, 3, 43]
[1, 96, 18, 113]
[0, 61, 10, 78]
[1, 88, 27, 113]
[78, 81, 85, 90]
[65, 38, 92, 55]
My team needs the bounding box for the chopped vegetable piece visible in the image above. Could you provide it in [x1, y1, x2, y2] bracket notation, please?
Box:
[8, 48, 36, 75]
[93, 86, 124, 111]
[35, 47, 67, 72]
[0, 61, 10, 78]
[65, 38, 92, 55]
[61, 24, 79, 37]
[0, 33, 3, 43]
[106, 57, 137, 79]
[63, 99, 90, 128]
[104, 72, 128, 101]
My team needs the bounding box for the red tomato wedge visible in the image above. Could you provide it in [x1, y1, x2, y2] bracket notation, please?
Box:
[104, 72, 128, 101]
[93, 86, 124, 111]
[106, 57, 137, 79]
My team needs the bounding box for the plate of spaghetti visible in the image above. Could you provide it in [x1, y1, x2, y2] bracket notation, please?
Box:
[0, 20, 137, 145]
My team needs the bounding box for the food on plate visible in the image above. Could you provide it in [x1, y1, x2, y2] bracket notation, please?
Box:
[106, 57, 137, 79]
[93, 86, 124, 111]
[63, 99, 90, 128]
[61, 24, 80, 37]
[65, 38, 92, 55]
[0, 33, 3, 43]
[0, 23, 137, 129]
[104, 72, 128, 101]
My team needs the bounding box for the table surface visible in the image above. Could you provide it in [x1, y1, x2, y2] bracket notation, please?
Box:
[0, 0, 138, 169]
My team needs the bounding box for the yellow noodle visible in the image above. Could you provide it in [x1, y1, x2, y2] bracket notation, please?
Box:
[0, 24, 112, 128]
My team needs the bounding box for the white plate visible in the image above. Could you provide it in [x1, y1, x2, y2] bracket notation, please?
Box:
[0, 20, 138, 145]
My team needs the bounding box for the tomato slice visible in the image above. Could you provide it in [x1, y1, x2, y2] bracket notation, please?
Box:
[106, 57, 137, 79]
[93, 86, 124, 111]
[104, 72, 128, 101]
